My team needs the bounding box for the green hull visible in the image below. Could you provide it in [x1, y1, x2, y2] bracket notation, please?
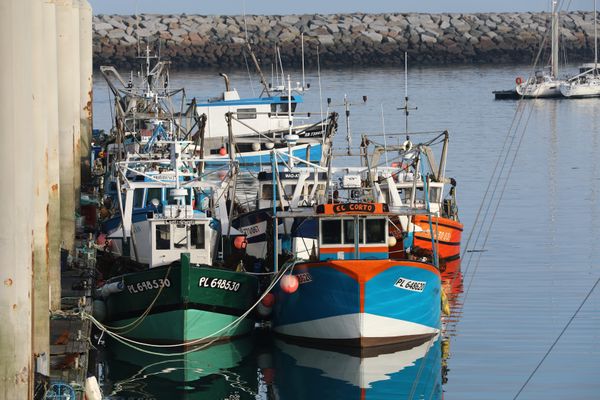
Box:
[104, 263, 259, 344]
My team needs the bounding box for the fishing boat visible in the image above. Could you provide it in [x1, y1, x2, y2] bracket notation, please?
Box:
[272, 201, 441, 347]
[364, 131, 463, 264]
[195, 73, 337, 166]
[239, 153, 442, 347]
[231, 168, 329, 261]
[560, 1, 600, 97]
[94, 141, 259, 345]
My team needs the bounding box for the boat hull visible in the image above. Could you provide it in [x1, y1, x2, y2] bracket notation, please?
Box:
[560, 82, 600, 98]
[103, 263, 259, 344]
[272, 259, 441, 347]
[204, 142, 323, 165]
[411, 215, 463, 262]
[516, 82, 562, 98]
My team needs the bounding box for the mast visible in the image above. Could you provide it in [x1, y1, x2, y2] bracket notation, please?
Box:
[595, 0, 598, 72]
[397, 52, 416, 138]
[551, 0, 559, 78]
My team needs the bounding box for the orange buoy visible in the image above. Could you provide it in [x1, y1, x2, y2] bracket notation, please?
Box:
[257, 293, 275, 318]
[261, 293, 275, 307]
[280, 274, 299, 293]
[515, 76, 524, 85]
[233, 236, 248, 250]
[218, 146, 227, 156]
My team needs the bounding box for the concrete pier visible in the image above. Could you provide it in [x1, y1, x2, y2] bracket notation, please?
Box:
[56, 0, 78, 253]
[32, 0, 51, 380]
[1, 0, 94, 396]
[0, 1, 35, 397]
[45, 0, 62, 311]
[79, 0, 94, 186]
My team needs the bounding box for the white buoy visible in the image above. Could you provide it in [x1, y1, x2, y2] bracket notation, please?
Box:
[44, 0, 62, 311]
[387, 236, 397, 247]
[0, 0, 35, 397]
[84, 376, 103, 400]
[56, 0, 77, 252]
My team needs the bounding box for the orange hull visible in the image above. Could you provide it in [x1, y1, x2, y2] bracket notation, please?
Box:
[412, 215, 463, 262]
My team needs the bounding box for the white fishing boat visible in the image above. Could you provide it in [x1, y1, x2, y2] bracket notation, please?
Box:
[195, 73, 337, 166]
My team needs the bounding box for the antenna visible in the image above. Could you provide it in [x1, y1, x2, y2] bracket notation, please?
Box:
[397, 52, 417, 139]
[345, 94, 351, 155]
[381, 104, 389, 166]
[277, 46, 285, 86]
[595, 0, 598, 72]
[301, 33, 306, 90]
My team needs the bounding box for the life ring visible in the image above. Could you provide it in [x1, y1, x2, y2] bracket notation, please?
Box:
[515, 76, 524, 85]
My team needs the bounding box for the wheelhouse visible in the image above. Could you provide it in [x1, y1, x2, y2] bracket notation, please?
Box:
[315, 203, 391, 261]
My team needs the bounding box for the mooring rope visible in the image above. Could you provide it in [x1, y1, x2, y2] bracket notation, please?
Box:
[84, 259, 298, 357]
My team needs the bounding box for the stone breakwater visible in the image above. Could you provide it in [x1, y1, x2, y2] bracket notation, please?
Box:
[93, 12, 597, 69]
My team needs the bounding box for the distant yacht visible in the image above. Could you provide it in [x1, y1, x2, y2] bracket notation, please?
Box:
[560, 1, 600, 98]
[516, 0, 564, 98]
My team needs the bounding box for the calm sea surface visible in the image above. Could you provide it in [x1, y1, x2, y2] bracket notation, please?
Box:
[93, 64, 600, 399]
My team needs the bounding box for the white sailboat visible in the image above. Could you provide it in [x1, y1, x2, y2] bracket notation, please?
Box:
[560, 0, 600, 97]
[516, 0, 564, 98]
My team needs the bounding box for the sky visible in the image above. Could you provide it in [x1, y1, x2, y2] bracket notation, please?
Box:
[88, 0, 595, 15]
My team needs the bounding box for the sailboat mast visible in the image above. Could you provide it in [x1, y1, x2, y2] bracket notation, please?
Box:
[551, 0, 559, 78]
[595, 0, 598, 71]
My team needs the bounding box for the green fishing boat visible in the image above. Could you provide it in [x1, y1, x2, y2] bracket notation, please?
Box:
[102, 254, 258, 344]
[94, 141, 259, 345]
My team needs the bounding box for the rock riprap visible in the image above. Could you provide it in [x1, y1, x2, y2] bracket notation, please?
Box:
[93, 12, 598, 68]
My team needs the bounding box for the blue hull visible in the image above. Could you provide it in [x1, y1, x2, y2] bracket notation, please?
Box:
[272, 260, 441, 347]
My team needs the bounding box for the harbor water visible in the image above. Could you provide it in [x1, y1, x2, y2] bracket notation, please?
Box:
[93, 64, 600, 399]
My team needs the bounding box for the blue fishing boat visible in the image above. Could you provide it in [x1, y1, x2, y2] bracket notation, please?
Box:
[271, 202, 441, 347]
[195, 73, 337, 166]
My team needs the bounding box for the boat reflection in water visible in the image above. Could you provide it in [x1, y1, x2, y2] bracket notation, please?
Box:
[440, 257, 463, 336]
[102, 256, 463, 400]
[267, 336, 443, 400]
[103, 336, 259, 399]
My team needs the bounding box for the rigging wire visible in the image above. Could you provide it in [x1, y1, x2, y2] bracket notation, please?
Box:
[512, 278, 599, 399]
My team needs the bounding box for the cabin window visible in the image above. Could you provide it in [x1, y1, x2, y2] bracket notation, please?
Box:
[172, 225, 188, 249]
[237, 108, 257, 120]
[146, 188, 162, 206]
[191, 225, 205, 249]
[429, 187, 441, 203]
[343, 219, 364, 244]
[261, 184, 273, 200]
[321, 220, 342, 244]
[365, 219, 386, 244]
[133, 189, 145, 208]
[155, 225, 170, 250]
[400, 188, 412, 203]
[284, 185, 296, 197]
[279, 98, 298, 113]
